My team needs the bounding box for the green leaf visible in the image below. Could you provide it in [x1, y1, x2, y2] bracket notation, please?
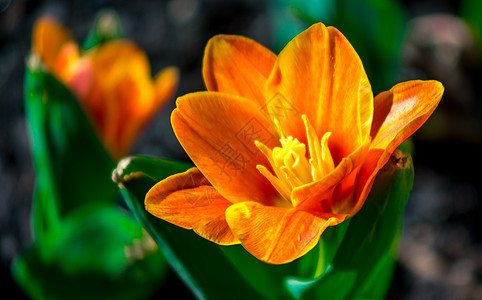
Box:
[221, 244, 296, 300]
[113, 156, 296, 300]
[294, 219, 351, 279]
[24, 62, 117, 242]
[12, 205, 166, 300]
[82, 9, 123, 51]
[20, 61, 167, 300]
[286, 149, 414, 299]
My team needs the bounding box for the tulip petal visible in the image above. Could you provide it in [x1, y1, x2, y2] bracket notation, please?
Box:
[114, 66, 178, 158]
[154, 66, 179, 111]
[53, 42, 80, 79]
[203, 35, 276, 106]
[316, 81, 443, 218]
[172, 92, 279, 205]
[146, 168, 239, 245]
[370, 80, 444, 154]
[225, 201, 346, 264]
[266, 23, 373, 163]
[90, 40, 151, 80]
[346, 149, 389, 216]
[32, 17, 73, 70]
[56, 43, 96, 102]
[90, 41, 156, 158]
[347, 80, 444, 216]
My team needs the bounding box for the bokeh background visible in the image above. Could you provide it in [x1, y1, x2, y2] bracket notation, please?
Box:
[2, 0, 482, 299]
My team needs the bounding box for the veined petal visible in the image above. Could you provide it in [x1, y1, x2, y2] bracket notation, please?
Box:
[32, 17, 73, 70]
[146, 168, 239, 245]
[347, 80, 444, 216]
[172, 92, 279, 205]
[225, 201, 346, 264]
[370, 80, 444, 154]
[321, 81, 443, 218]
[266, 23, 373, 163]
[203, 35, 276, 106]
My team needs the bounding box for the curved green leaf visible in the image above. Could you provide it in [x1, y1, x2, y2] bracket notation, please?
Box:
[114, 156, 296, 300]
[24, 63, 117, 241]
[20, 62, 167, 300]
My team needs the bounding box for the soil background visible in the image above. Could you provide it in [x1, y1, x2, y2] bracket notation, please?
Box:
[2, 0, 482, 299]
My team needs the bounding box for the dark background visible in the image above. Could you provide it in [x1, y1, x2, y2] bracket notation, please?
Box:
[2, 0, 482, 299]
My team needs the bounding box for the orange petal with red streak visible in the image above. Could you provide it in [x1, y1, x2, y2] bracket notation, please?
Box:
[225, 201, 346, 264]
[203, 35, 276, 106]
[146, 168, 239, 245]
[172, 91, 279, 205]
[371, 80, 444, 154]
[346, 80, 444, 216]
[266, 23, 373, 163]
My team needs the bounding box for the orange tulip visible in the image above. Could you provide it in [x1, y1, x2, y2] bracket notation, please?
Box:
[145, 23, 444, 264]
[31, 17, 179, 159]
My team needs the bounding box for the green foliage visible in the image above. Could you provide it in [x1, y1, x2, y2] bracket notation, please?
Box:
[116, 149, 414, 300]
[23, 62, 117, 242]
[13, 205, 165, 300]
[13, 57, 166, 299]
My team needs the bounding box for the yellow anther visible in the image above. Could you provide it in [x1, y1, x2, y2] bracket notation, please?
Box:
[255, 115, 336, 204]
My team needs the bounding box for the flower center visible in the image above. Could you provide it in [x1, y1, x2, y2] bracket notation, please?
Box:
[255, 115, 335, 203]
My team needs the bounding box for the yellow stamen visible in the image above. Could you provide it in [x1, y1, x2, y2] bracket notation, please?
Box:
[255, 115, 335, 204]
[256, 165, 291, 201]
